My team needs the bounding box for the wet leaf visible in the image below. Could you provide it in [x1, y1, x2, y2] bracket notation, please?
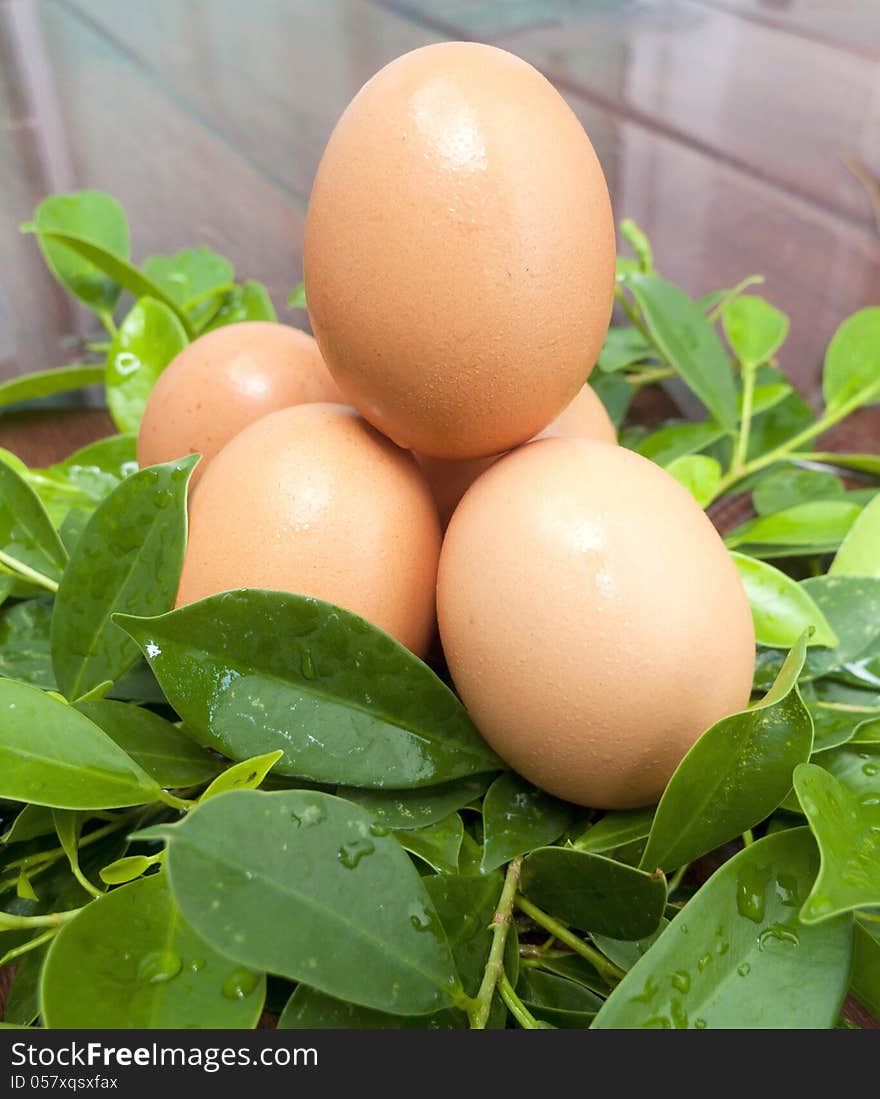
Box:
[793, 764, 880, 923]
[722, 295, 788, 368]
[572, 808, 654, 855]
[822, 308, 880, 413]
[40, 872, 264, 1028]
[641, 635, 812, 872]
[481, 773, 573, 874]
[277, 986, 463, 1029]
[152, 789, 462, 1014]
[592, 922, 668, 972]
[394, 815, 463, 875]
[117, 590, 501, 788]
[0, 599, 55, 689]
[516, 968, 602, 1028]
[593, 829, 852, 1029]
[51, 456, 196, 700]
[830, 495, 880, 579]
[338, 777, 490, 831]
[730, 553, 837, 648]
[0, 462, 67, 587]
[27, 435, 137, 526]
[520, 848, 667, 940]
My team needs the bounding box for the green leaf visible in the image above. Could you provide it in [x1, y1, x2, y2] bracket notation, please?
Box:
[851, 919, 880, 1020]
[338, 777, 490, 831]
[286, 281, 307, 309]
[480, 773, 573, 873]
[800, 577, 880, 680]
[200, 751, 283, 800]
[592, 923, 668, 972]
[745, 382, 793, 417]
[619, 219, 653, 273]
[822, 308, 880, 413]
[572, 808, 654, 854]
[722, 295, 789, 368]
[587, 372, 631, 428]
[29, 191, 129, 318]
[142, 247, 234, 330]
[624, 273, 738, 431]
[2, 804, 56, 845]
[0, 365, 105, 411]
[156, 789, 462, 1014]
[752, 466, 845, 516]
[805, 453, 880, 477]
[726, 500, 861, 553]
[746, 370, 815, 459]
[597, 327, 653, 372]
[808, 702, 872, 753]
[50, 456, 196, 701]
[204, 280, 277, 331]
[520, 848, 667, 940]
[105, 297, 190, 433]
[116, 589, 501, 788]
[665, 455, 721, 507]
[99, 854, 161, 886]
[75, 701, 220, 788]
[808, 743, 880, 803]
[40, 873, 264, 1028]
[516, 968, 602, 1028]
[394, 815, 463, 874]
[641, 635, 812, 872]
[830, 495, 880, 578]
[27, 435, 137, 526]
[0, 678, 161, 808]
[635, 421, 724, 468]
[530, 953, 608, 995]
[0, 598, 55, 689]
[0, 462, 67, 588]
[730, 553, 838, 649]
[4, 940, 47, 1025]
[793, 764, 880, 923]
[277, 986, 463, 1029]
[593, 829, 852, 1029]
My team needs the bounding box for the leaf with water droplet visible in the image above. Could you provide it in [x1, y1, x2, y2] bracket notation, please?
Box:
[51, 456, 197, 700]
[0, 598, 56, 690]
[520, 848, 667, 940]
[337, 776, 490, 831]
[394, 815, 463, 875]
[593, 829, 852, 1029]
[641, 633, 813, 873]
[200, 751, 283, 802]
[116, 589, 501, 788]
[40, 872, 265, 1028]
[25, 434, 137, 530]
[480, 773, 574, 873]
[0, 461, 67, 589]
[793, 763, 880, 923]
[152, 789, 462, 1015]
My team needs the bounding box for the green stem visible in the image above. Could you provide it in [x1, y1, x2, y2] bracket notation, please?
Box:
[515, 896, 625, 985]
[97, 309, 118, 338]
[181, 283, 235, 313]
[468, 858, 521, 1029]
[498, 972, 542, 1029]
[732, 363, 757, 474]
[742, 829, 755, 847]
[1, 816, 136, 888]
[667, 862, 691, 895]
[0, 551, 59, 593]
[0, 907, 82, 931]
[157, 790, 195, 812]
[705, 274, 765, 324]
[625, 366, 676, 390]
[0, 928, 57, 966]
[614, 286, 653, 346]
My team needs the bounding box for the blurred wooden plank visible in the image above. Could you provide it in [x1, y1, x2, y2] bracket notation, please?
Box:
[695, 0, 880, 57]
[0, 406, 113, 464]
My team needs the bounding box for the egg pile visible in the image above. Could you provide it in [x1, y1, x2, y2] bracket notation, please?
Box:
[138, 43, 754, 810]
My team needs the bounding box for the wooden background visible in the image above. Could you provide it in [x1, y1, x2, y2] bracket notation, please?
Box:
[1, 0, 879, 1027]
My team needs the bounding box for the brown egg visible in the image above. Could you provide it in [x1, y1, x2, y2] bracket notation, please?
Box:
[304, 42, 615, 459]
[437, 439, 755, 808]
[137, 322, 343, 482]
[417, 383, 616, 526]
[177, 403, 441, 656]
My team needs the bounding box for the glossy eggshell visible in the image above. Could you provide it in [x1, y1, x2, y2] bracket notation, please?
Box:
[177, 403, 441, 657]
[417, 383, 616, 526]
[137, 322, 343, 483]
[437, 439, 755, 808]
[304, 42, 615, 459]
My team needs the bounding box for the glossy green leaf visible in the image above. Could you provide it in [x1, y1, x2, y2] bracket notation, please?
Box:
[27, 435, 137, 525]
[625, 273, 738, 431]
[830, 495, 880, 578]
[807, 743, 880, 804]
[635, 421, 724, 468]
[665, 455, 721, 507]
[0, 599, 55, 689]
[726, 500, 861, 551]
[0, 678, 161, 808]
[117, 589, 500, 788]
[2, 804, 56, 845]
[592, 922, 668, 972]
[0, 365, 105, 411]
[29, 191, 129, 318]
[338, 777, 490, 831]
[204, 280, 277, 330]
[641, 635, 812, 873]
[793, 764, 880, 923]
[75, 701, 220, 788]
[597, 326, 652, 372]
[516, 968, 602, 1028]
[851, 919, 880, 1019]
[0, 462, 67, 588]
[752, 466, 845, 516]
[277, 986, 463, 1029]
[142, 247, 234, 330]
[723, 295, 788, 368]
[529, 954, 608, 995]
[286, 282, 307, 309]
[730, 553, 837, 648]
[593, 829, 852, 1029]
[99, 853, 162, 886]
[394, 815, 463, 874]
[154, 789, 462, 1014]
[808, 702, 872, 753]
[480, 773, 573, 873]
[852, 718, 880, 744]
[51, 456, 196, 700]
[572, 808, 654, 854]
[822, 308, 880, 413]
[105, 298, 190, 433]
[800, 577, 880, 680]
[41, 872, 264, 1028]
[520, 848, 667, 940]
[200, 751, 284, 800]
